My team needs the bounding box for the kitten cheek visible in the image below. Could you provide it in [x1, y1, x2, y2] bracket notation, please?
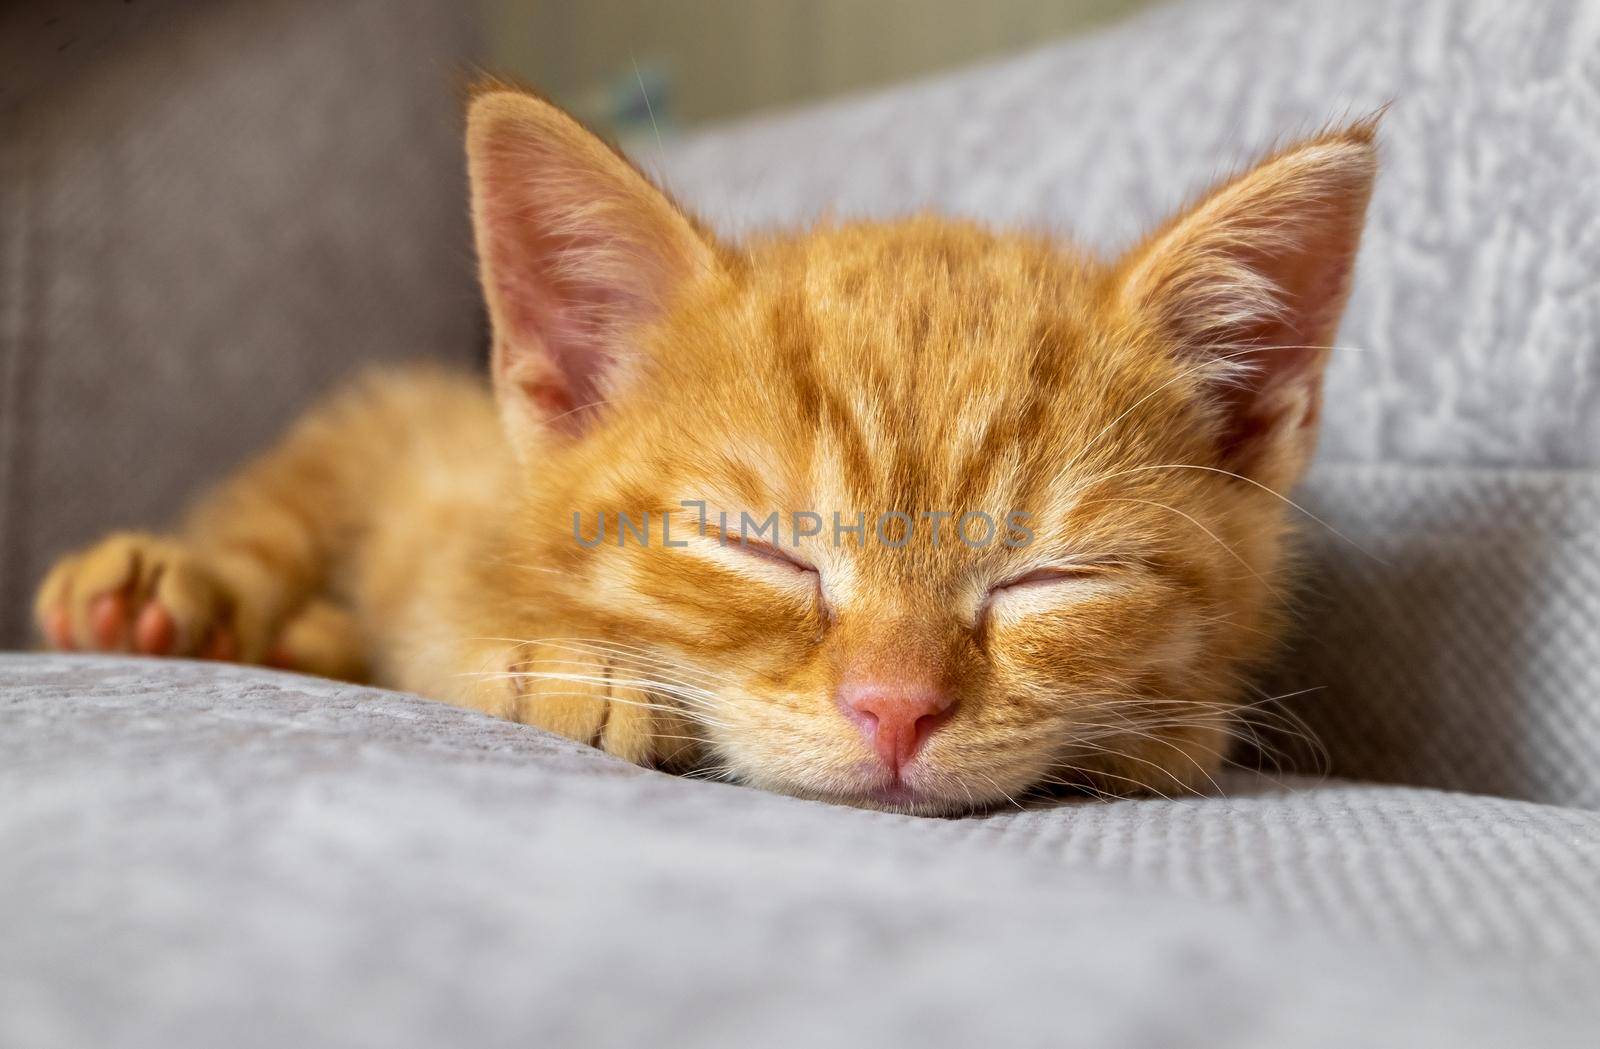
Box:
[1140, 613, 1207, 674]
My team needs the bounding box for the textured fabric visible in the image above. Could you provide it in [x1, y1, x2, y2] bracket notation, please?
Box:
[4, 654, 1599, 1049]
[658, 0, 1600, 472]
[1282, 465, 1600, 808]
[0, 0, 483, 648]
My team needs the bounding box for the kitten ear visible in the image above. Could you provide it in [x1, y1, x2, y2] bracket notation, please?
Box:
[466, 89, 719, 453]
[1116, 122, 1378, 492]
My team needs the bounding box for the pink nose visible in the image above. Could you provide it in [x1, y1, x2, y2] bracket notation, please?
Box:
[838, 681, 955, 773]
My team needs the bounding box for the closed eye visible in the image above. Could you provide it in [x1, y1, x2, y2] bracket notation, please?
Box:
[992, 563, 1120, 593]
[723, 534, 818, 577]
[978, 561, 1130, 628]
[721, 533, 830, 616]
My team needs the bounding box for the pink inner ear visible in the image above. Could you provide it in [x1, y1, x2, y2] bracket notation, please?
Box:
[1205, 240, 1355, 462]
[493, 253, 632, 430]
[1121, 131, 1376, 484]
[1206, 338, 1326, 476]
[475, 122, 698, 438]
[488, 206, 638, 431]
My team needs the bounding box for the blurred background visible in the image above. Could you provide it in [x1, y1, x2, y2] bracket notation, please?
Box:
[483, 0, 1160, 148]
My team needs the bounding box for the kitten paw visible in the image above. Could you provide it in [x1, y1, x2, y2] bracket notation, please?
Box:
[507, 642, 702, 769]
[35, 533, 239, 659]
[266, 599, 368, 683]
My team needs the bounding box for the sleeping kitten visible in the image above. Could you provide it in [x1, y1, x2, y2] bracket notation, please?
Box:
[34, 89, 1376, 815]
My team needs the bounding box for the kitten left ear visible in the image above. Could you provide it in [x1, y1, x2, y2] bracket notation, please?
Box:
[1116, 121, 1378, 492]
[466, 88, 721, 455]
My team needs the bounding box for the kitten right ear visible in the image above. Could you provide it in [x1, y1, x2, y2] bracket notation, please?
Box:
[466, 89, 719, 454]
[1114, 121, 1378, 493]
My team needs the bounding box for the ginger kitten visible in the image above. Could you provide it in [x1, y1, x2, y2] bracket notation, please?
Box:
[35, 89, 1376, 815]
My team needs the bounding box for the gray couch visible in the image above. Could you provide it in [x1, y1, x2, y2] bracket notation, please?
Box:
[4, 1, 1598, 1047]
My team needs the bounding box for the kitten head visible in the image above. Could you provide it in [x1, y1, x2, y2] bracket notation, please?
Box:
[466, 89, 1376, 814]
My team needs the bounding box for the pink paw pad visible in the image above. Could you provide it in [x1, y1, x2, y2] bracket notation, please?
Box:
[46, 607, 74, 650]
[134, 602, 175, 656]
[90, 592, 129, 649]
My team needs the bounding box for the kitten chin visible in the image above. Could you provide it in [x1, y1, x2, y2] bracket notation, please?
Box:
[36, 88, 1376, 816]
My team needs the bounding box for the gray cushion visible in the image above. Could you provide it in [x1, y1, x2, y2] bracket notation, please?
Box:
[1283, 466, 1600, 808]
[4, 654, 1599, 1049]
